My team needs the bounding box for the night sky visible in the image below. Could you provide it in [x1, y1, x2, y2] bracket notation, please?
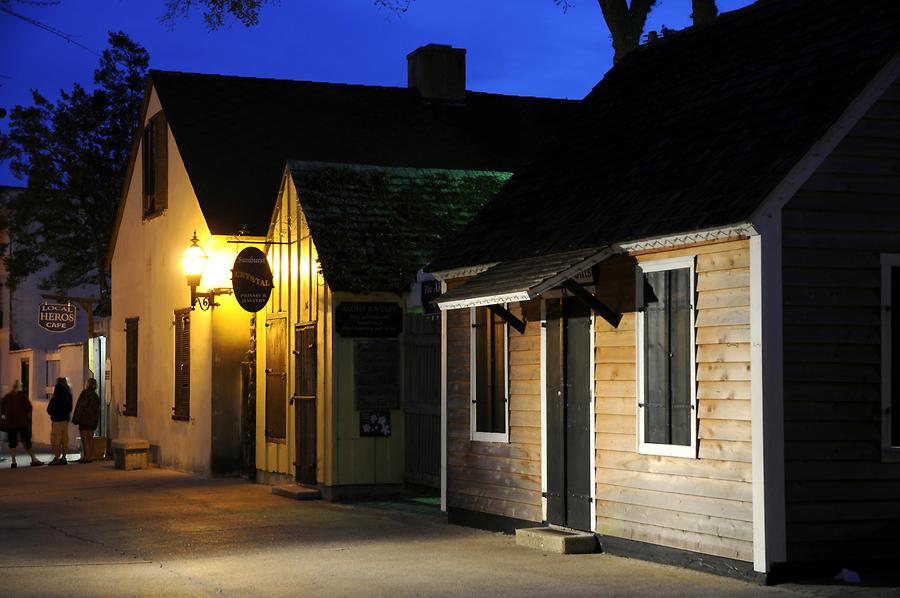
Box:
[1, 0, 753, 187]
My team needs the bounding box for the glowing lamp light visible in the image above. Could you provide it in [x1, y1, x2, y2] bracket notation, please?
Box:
[182, 231, 208, 288]
[181, 231, 231, 311]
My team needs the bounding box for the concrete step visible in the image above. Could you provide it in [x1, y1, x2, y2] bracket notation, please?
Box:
[272, 484, 322, 501]
[515, 527, 598, 555]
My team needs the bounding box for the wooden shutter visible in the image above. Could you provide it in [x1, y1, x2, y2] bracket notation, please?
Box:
[125, 318, 139, 416]
[265, 316, 287, 439]
[142, 112, 167, 215]
[644, 270, 670, 444]
[173, 310, 190, 421]
[489, 310, 506, 433]
[643, 268, 692, 446]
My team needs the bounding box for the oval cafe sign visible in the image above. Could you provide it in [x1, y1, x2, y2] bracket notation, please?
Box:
[231, 247, 274, 313]
[38, 302, 77, 332]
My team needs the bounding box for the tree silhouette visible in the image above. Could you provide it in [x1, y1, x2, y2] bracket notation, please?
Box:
[0, 32, 148, 298]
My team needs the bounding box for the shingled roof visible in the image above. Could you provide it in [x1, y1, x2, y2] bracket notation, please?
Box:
[428, 0, 900, 272]
[150, 71, 576, 237]
[287, 162, 508, 293]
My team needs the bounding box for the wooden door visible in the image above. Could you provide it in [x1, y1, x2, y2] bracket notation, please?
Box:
[294, 323, 317, 484]
[265, 315, 287, 440]
[546, 298, 592, 531]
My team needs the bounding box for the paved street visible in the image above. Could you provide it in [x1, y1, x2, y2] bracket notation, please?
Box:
[0, 454, 893, 597]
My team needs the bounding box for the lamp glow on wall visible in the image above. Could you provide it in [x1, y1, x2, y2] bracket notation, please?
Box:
[182, 231, 232, 311]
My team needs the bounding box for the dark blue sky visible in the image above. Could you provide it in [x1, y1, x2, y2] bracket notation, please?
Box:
[0, 0, 753, 186]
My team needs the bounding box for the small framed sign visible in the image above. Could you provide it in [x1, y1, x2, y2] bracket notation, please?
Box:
[359, 410, 391, 437]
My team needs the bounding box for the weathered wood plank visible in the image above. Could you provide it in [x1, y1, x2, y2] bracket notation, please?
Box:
[698, 440, 752, 463]
[597, 380, 637, 398]
[448, 492, 542, 522]
[597, 450, 752, 483]
[599, 468, 752, 502]
[597, 517, 753, 562]
[697, 343, 750, 364]
[597, 433, 636, 452]
[697, 381, 751, 400]
[696, 269, 750, 292]
[447, 453, 540, 476]
[695, 325, 751, 345]
[695, 306, 750, 327]
[447, 478, 541, 507]
[699, 420, 752, 442]
[633, 239, 749, 261]
[596, 414, 635, 435]
[597, 345, 636, 363]
[597, 396, 635, 416]
[596, 484, 752, 522]
[697, 398, 751, 421]
[599, 501, 753, 542]
[449, 465, 542, 491]
[596, 363, 636, 381]
[696, 249, 750, 273]
[696, 362, 751, 382]
[696, 287, 750, 310]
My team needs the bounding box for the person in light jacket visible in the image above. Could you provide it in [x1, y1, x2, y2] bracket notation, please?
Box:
[47, 378, 73, 465]
[72, 378, 100, 463]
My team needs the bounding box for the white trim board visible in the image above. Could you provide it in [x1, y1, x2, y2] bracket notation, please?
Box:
[469, 306, 510, 443]
[440, 281, 448, 512]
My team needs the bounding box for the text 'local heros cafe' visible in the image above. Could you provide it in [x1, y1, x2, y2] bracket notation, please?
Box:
[38, 303, 77, 332]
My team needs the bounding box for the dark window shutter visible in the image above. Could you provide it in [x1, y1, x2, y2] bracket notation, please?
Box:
[644, 270, 670, 444]
[643, 268, 692, 447]
[142, 112, 167, 216]
[154, 112, 168, 211]
[295, 325, 316, 399]
[490, 311, 506, 433]
[125, 318, 139, 417]
[174, 310, 190, 420]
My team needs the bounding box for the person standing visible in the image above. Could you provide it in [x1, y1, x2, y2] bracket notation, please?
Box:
[0, 381, 44, 467]
[72, 378, 101, 463]
[47, 377, 73, 465]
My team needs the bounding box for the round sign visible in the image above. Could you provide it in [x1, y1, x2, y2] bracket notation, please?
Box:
[232, 247, 274, 312]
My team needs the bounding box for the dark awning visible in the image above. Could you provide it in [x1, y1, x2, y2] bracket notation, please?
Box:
[436, 246, 612, 310]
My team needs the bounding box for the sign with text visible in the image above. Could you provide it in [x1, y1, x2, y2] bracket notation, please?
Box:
[420, 280, 442, 316]
[232, 247, 273, 313]
[336, 302, 402, 337]
[38, 303, 76, 332]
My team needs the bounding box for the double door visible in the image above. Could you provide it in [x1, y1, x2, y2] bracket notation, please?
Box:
[546, 298, 592, 531]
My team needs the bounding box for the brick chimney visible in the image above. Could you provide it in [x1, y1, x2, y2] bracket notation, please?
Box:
[407, 44, 466, 102]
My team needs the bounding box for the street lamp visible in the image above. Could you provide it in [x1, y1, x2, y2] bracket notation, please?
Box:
[182, 231, 232, 311]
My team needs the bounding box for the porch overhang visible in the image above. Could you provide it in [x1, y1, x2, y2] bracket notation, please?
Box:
[436, 245, 615, 312]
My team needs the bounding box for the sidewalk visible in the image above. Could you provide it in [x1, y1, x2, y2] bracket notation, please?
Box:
[0, 461, 892, 597]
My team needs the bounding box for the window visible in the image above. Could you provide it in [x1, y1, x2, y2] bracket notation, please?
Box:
[881, 255, 900, 460]
[142, 111, 168, 217]
[470, 306, 508, 442]
[173, 309, 190, 421]
[124, 317, 138, 416]
[637, 257, 697, 457]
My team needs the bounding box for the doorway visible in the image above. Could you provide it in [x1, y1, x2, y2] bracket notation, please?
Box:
[294, 323, 316, 485]
[265, 315, 287, 440]
[545, 298, 593, 531]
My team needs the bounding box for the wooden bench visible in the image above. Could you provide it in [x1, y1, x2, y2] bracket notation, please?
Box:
[111, 438, 150, 470]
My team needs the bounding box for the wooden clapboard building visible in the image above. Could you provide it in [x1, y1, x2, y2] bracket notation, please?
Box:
[262, 162, 507, 496]
[428, 0, 900, 579]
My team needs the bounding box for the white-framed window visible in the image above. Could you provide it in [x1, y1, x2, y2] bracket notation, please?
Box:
[470, 306, 509, 442]
[880, 254, 900, 461]
[636, 256, 697, 458]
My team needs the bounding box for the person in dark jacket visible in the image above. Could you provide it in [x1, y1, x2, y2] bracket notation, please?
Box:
[1, 381, 44, 467]
[47, 377, 73, 465]
[72, 378, 101, 463]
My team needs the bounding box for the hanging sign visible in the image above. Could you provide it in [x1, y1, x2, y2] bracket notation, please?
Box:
[420, 280, 442, 316]
[38, 303, 77, 332]
[232, 247, 274, 313]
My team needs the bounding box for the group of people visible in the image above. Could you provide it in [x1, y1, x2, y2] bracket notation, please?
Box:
[0, 377, 101, 468]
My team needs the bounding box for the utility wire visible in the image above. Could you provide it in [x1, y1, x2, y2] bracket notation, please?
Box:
[0, 2, 100, 56]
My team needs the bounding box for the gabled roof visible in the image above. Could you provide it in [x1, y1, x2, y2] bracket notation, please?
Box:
[286, 162, 509, 293]
[150, 71, 577, 237]
[428, 0, 900, 272]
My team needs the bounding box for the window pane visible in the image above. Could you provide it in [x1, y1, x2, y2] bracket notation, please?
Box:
[475, 308, 505, 435]
[669, 268, 692, 446]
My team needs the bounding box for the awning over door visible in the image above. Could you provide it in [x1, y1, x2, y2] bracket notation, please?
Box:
[436, 246, 613, 309]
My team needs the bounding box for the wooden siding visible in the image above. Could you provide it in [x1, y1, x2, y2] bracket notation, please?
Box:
[595, 241, 754, 563]
[781, 78, 900, 561]
[446, 298, 543, 521]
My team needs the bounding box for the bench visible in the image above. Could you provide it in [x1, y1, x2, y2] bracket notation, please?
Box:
[111, 438, 150, 470]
